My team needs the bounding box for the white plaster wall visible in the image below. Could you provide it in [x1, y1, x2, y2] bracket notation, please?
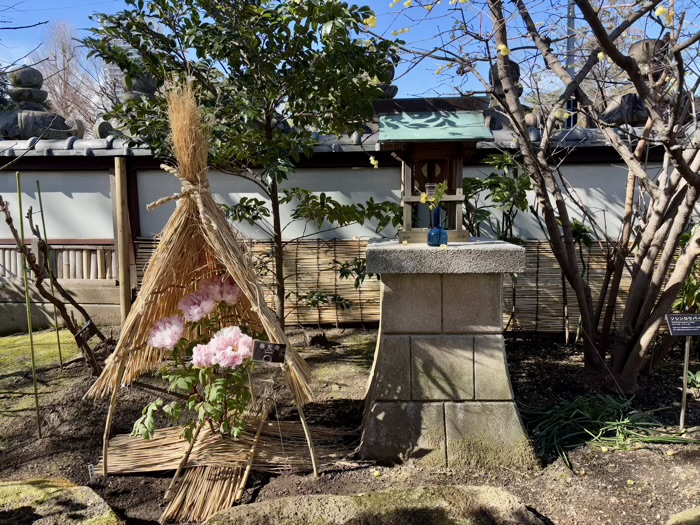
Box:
[137, 167, 402, 240]
[463, 163, 663, 239]
[0, 171, 113, 240]
[0, 162, 661, 243]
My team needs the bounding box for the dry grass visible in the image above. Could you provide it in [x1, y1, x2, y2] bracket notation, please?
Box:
[160, 465, 242, 523]
[165, 83, 209, 186]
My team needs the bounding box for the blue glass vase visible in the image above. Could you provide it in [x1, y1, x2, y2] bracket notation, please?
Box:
[427, 207, 448, 246]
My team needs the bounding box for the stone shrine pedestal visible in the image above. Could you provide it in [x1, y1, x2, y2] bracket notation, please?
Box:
[360, 240, 534, 468]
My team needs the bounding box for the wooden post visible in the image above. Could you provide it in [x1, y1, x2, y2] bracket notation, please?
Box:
[82, 250, 90, 279]
[115, 157, 132, 324]
[62, 249, 69, 279]
[97, 248, 105, 279]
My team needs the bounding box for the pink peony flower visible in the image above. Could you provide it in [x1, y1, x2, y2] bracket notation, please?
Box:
[191, 343, 217, 368]
[237, 333, 254, 360]
[219, 279, 242, 306]
[210, 326, 243, 353]
[148, 315, 185, 350]
[209, 325, 252, 370]
[217, 347, 244, 369]
[201, 275, 242, 306]
[179, 289, 217, 322]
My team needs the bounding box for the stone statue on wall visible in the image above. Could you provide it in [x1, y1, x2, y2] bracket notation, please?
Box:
[377, 59, 399, 99]
[0, 66, 85, 140]
[629, 35, 670, 81]
[600, 92, 649, 126]
[122, 74, 159, 103]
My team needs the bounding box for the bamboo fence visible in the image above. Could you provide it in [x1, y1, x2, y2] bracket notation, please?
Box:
[135, 237, 382, 326]
[134, 238, 657, 334]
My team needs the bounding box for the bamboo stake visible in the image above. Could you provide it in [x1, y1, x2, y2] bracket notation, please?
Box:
[17, 172, 42, 438]
[297, 402, 318, 478]
[164, 422, 203, 501]
[36, 180, 63, 369]
[284, 364, 318, 478]
[103, 359, 126, 476]
[235, 402, 270, 502]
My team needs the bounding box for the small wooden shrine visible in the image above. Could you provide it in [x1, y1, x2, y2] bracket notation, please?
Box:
[374, 98, 493, 243]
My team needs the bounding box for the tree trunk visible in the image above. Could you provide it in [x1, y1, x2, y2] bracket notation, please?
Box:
[614, 225, 700, 392]
[644, 334, 677, 374]
[263, 116, 287, 329]
[269, 177, 286, 329]
[488, 0, 602, 372]
[598, 122, 649, 356]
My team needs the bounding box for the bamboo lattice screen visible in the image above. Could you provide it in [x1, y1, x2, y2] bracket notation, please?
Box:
[135, 238, 639, 333]
[135, 238, 381, 326]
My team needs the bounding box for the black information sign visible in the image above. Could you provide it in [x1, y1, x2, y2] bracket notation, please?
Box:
[75, 321, 98, 347]
[665, 314, 700, 336]
[252, 340, 287, 364]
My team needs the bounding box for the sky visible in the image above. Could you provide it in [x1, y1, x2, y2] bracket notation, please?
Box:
[1, 0, 684, 100]
[0, 0, 473, 98]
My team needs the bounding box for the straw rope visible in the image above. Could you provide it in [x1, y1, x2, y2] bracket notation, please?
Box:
[146, 174, 210, 211]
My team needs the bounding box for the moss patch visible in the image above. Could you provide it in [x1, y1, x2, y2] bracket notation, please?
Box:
[83, 512, 125, 525]
[0, 478, 74, 508]
[447, 437, 539, 471]
[0, 330, 80, 375]
[0, 478, 122, 524]
[666, 506, 700, 525]
[207, 485, 544, 525]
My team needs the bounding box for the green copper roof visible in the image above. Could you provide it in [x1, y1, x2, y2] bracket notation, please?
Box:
[379, 111, 493, 143]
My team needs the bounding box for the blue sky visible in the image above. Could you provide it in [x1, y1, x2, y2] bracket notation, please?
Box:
[0, 0, 468, 98]
[0, 0, 124, 66]
[1, 0, 690, 100]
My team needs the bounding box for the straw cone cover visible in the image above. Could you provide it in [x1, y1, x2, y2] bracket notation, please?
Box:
[86, 84, 312, 405]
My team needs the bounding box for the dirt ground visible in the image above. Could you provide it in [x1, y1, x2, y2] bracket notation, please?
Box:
[1, 328, 699, 525]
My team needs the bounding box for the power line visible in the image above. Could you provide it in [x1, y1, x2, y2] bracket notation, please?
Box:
[16, 0, 120, 12]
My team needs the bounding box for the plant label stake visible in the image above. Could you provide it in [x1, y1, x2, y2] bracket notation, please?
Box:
[665, 314, 700, 431]
[75, 321, 99, 348]
[252, 340, 286, 364]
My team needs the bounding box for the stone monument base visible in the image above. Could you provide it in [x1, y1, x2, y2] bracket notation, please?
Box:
[359, 241, 536, 468]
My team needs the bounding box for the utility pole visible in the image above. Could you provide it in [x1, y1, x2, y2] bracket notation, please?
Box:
[565, 0, 578, 128]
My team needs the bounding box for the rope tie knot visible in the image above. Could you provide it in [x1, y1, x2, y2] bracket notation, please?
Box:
[146, 167, 210, 211]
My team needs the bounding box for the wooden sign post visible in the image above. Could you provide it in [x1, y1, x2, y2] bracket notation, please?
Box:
[665, 314, 700, 431]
